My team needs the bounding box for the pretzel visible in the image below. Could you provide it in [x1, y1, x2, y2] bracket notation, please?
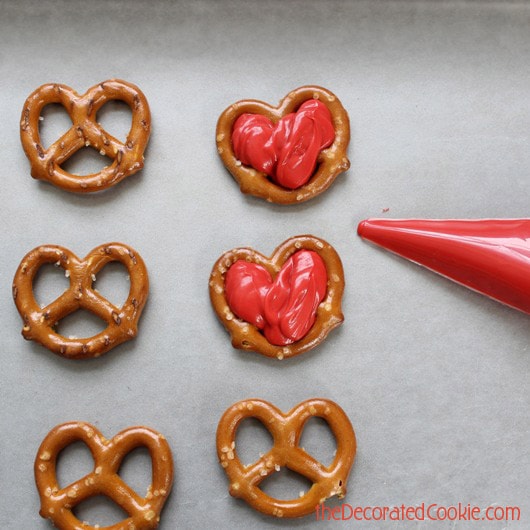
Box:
[216, 398, 356, 518]
[209, 235, 344, 359]
[216, 86, 350, 204]
[35, 422, 173, 530]
[12, 243, 149, 359]
[20, 79, 150, 192]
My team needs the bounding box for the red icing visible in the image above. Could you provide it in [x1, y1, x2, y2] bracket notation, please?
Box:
[231, 100, 335, 189]
[225, 250, 327, 345]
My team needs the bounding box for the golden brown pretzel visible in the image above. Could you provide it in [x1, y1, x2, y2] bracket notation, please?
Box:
[216, 398, 356, 518]
[20, 79, 150, 192]
[209, 235, 344, 359]
[216, 85, 350, 204]
[35, 422, 173, 530]
[12, 243, 149, 359]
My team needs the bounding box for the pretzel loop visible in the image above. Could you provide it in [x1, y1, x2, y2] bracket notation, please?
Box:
[216, 398, 356, 518]
[20, 79, 151, 192]
[12, 243, 149, 359]
[35, 422, 173, 530]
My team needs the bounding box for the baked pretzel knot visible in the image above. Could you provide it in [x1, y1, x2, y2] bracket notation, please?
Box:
[216, 85, 350, 204]
[20, 79, 150, 192]
[12, 243, 149, 359]
[216, 398, 356, 518]
[35, 422, 173, 530]
[209, 235, 344, 359]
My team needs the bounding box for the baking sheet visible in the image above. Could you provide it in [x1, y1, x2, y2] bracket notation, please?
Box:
[0, 0, 529, 528]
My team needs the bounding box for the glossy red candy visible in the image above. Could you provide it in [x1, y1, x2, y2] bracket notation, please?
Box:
[232, 100, 335, 189]
[225, 250, 327, 345]
[357, 218, 530, 315]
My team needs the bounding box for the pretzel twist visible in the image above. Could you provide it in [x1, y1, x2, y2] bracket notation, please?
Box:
[216, 85, 350, 204]
[20, 79, 150, 192]
[216, 398, 356, 518]
[12, 243, 149, 359]
[209, 235, 344, 359]
[35, 422, 173, 530]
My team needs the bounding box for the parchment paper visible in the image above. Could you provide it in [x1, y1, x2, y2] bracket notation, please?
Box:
[0, 1, 528, 528]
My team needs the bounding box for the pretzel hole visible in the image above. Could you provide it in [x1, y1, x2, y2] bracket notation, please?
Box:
[55, 309, 107, 339]
[56, 441, 95, 489]
[96, 100, 133, 144]
[118, 447, 153, 498]
[61, 147, 114, 177]
[33, 263, 70, 308]
[299, 417, 337, 468]
[260, 467, 313, 501]
[92, 262, 130, 308]
[39, 103, 73, 149]
[235, 418, 274, 466]
[73, 495, 129, 527]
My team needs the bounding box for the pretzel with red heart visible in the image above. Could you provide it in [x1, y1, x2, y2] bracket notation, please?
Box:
[209, 235, 344, 359]
[12, 243, 149, 359]
[216, 398, 356, 518]
[216, 85, 350, 204]
[35, 422, 173, 530]
[20, 79, 150, 192]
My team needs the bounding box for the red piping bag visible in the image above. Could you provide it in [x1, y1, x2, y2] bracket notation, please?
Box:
[357, 218, 530, 315]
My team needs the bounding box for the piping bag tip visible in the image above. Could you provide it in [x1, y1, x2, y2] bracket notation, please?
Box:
[356, 218, 530, 316]
[356, 219, 369, 237]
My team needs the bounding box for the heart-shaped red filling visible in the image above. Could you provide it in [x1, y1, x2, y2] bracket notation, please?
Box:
[224, 250, 327, 345]
[231, 100, 335, 189]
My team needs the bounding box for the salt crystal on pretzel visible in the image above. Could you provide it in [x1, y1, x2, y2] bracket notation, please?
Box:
[216, 398, 356, 518]
[20, 79, 150, 193]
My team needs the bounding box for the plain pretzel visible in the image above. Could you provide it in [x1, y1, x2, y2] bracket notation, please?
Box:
[216, 398, 356, 518]
[12, 243, 149, 359]
[216, 85, 350, 204]
[209, 235, 345, 359]
[20, 79, 150, 192]
[35, 422, 173, 530]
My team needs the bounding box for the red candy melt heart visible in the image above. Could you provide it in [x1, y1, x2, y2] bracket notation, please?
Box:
[225, 250, 327, 345]
[232, 100, 335, 189]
